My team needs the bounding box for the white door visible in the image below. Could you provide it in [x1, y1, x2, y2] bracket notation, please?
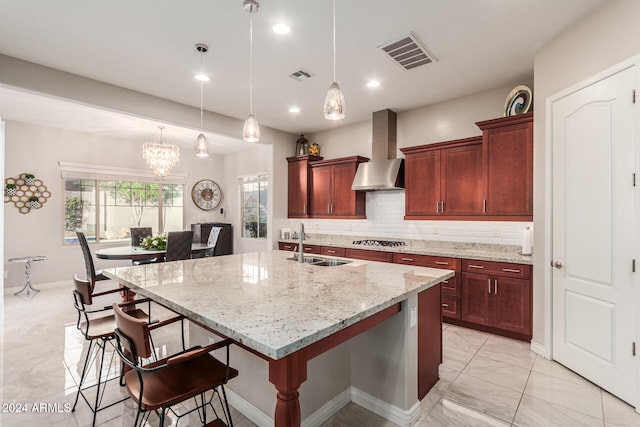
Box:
[552, 64, 637, 405]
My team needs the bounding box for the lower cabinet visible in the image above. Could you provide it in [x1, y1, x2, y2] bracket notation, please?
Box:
[460, 260, 532, 340]
[345, 248, 393, 263]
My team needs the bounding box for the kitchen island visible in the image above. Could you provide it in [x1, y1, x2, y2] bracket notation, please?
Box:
[103, 250, 453, 427]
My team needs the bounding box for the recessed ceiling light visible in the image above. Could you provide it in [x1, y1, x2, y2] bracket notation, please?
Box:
[273, 23, 290, 35]
[366, 80, 381, 88]
[289, 106, 301, 113]
[194, 73, 210, 82]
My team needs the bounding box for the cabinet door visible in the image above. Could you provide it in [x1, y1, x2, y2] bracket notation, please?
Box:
[288, 160, 309, 217]
[441, 144, 482, 216]
[461, 272, 493, 327]
[345, 248, 393, 263]
[279, 242, 296, 251]
[483, 119, 533, 216]
[405, 150, 441, 217]
[331, 162, 359, 216]
[441, 292, 461, 319]
[492, 276, 531, 336]
[310, 165, 332, 216]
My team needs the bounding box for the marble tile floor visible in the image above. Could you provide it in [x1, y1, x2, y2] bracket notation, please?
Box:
[2, 282, 640, 426]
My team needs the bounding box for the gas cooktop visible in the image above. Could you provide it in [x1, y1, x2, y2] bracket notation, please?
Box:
[352, 239, 406, 247]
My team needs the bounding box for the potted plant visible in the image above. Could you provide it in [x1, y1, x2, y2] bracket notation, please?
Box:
[24, 173, 35, 185]
[5, 183, 16, 196]
[28, 196, 40, 209]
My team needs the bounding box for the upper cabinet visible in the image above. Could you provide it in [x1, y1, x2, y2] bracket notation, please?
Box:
[477, 113, 533, 220]
[287, 155, 323, 218]
[401, 137, 483, 219]
[402, 113, 533, 221]
[310, 156, 369, 219]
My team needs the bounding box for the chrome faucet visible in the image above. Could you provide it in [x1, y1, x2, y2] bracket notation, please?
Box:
[298, 223, 305, 263]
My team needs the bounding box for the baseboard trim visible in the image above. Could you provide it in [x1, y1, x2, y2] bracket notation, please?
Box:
[302, 387, 351, 427]
[351, 387, 421, 427]
[225, 388, 273, 427]
[530, 341, 546, 357]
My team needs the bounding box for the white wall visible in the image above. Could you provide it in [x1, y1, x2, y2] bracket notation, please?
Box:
[3, 120, 226, 286]
[532, 0, 640, 349]
[286, 83, 534, 246]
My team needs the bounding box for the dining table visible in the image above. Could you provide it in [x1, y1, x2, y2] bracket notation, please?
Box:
[95, 242, 213, 261]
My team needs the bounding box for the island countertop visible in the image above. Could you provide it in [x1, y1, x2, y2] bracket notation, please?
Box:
[103, 250, 453, 360]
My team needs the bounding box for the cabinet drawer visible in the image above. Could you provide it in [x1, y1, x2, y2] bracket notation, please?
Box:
[392, 253, 460, 270]
[462, 259, 530, 279]
[321, 246, 346, 257]
[441, 274, 460, 295]
[441, 293, 461, 319]
[278, 242, 296, 251]
[345, 248, 393, 263]
[301, 244, 321, 255]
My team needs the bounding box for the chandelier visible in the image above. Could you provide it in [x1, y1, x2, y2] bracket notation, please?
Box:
[142, 126, 180, 179]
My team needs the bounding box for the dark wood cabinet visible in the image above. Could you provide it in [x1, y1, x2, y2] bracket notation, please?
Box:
[477, 112, 533, 220]
[460, 259, 532, 340]
[418, 284, 442, 399]
[392, 253, 461, 320]
[321, 246, 346, 257]
[401, 137, 482, 219]
[287, 155, 323, 218]
[345, 248, 393, 263]
[278, 242, 296, 251]
[310, 156, 368, 219]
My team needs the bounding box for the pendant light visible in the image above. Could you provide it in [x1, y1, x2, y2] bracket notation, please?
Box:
[323, 0, 345, 120]
[243, 0, 260, 142]
[195, 43, 209, 157]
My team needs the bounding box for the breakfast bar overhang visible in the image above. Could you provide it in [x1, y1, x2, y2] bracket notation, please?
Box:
[103, 250, 453, 426]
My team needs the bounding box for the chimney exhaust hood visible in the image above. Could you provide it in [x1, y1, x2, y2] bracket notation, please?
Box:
[351, 109, 404, 191]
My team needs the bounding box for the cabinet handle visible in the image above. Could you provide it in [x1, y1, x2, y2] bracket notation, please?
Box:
[328, 204, 331, 214]
[468, 264, 485, 269]
[494, 279, 498, 294]
[441, 200, 445, 212]
[436, 202, 439, 214]
[303, 204, 306, 214]
[483, 199, 487, 213]
[304, 247, 313, 252]
[488, 279, 492, 294]
[442, 304, 449, 308]
[401, 257, 414, 262]
[327, 250, 336, 254]
[442, 280, 449, 284]
[284, 245, 292, 250]
[435, 261, 449, 266]
[502, 268, 521, 273]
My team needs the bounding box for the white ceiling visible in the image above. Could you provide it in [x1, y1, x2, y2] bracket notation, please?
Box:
[0, 0, 605, 154]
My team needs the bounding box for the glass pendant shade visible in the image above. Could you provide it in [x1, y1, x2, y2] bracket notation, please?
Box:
[195, 133, 209, 157]
[142, 128, 180, 179]
[243, 113, 260, 142]
[323, 81, 346, 120]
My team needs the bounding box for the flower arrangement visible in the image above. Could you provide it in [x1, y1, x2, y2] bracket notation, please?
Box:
[140, 235, 167, 250]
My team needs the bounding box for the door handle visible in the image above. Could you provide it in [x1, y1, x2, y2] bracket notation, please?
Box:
[551, 260, 564, 269]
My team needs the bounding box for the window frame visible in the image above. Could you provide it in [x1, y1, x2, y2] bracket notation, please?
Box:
[60, 162, 187, 245]
[239, 173, 268, 240]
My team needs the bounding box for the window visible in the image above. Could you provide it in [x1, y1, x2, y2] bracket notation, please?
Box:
[240, 175, 267, 239]
[64, 178, 184, 244]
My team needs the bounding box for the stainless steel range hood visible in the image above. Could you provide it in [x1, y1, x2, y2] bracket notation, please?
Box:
[351, 109, 405, 191]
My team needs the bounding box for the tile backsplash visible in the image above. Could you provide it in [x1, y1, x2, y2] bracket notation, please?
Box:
[287, 191, 532, 246]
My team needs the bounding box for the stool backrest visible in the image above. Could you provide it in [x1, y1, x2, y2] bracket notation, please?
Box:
[113, 302, 153, 361]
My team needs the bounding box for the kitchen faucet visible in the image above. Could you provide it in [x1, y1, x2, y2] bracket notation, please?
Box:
[298, 223, 304, 263]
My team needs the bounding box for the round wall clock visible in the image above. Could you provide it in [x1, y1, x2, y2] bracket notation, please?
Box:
[191, 179, 222, 211]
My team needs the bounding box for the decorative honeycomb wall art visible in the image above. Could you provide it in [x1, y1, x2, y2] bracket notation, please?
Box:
[4, 173, 51, 214]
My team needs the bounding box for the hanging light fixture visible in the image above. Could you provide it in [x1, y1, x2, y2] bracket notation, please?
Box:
[194, 43, 209, 157]
[242, 0, 260, 142]
[323, 0, 345, 120]
[142, 126, 180, 180]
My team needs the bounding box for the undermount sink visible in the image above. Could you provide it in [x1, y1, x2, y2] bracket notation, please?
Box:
[287, 256, 352, 267]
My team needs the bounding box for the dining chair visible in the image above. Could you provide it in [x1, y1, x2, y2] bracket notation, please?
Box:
[164, 230, 194, 262]
[71, 275, 150, 426]
[76, 231, 110, 288]
[130, 227, 152, 246]
[113, 302, 237, 427]
[72, 276, 186, 426]
[130, 227, 158, 265]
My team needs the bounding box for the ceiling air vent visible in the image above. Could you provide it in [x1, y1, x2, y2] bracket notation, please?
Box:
[379, 32, 437, 71]
[289, 69, 313, 82]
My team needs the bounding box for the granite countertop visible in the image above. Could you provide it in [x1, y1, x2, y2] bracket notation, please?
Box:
[103, 250, 452, 360]
[279, 235, 533, 265]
